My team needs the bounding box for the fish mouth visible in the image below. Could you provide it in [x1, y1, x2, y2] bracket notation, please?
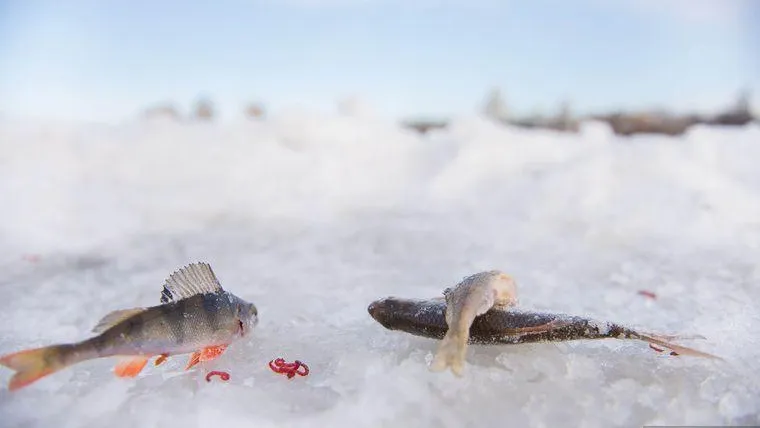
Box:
[368, 298, 397, 330]
[239, 315, 259, 337]
[367, 300, 383, 320]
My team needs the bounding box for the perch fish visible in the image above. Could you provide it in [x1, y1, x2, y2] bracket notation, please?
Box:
[0, 262, 258, 391]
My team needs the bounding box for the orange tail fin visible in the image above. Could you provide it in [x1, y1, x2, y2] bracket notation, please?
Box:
[0, 346, 72, 391]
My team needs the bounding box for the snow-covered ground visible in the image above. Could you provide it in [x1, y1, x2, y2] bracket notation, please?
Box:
[0, 114, 758, 427]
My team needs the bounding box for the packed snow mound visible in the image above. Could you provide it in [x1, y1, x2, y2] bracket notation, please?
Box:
[0, 115, 758, 427]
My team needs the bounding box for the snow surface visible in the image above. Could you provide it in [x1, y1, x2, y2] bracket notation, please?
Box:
[0, 113, 759, 427]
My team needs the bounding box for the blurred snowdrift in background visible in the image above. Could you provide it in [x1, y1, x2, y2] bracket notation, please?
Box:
[0, 115, 758, 427]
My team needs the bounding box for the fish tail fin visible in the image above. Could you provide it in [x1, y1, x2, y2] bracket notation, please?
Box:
[637, 333, 723, 360]
[0, 345, 76, 391]
[430, 330, 468, 376]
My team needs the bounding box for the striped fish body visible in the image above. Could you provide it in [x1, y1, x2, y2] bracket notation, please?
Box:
[87, 291, 250, 358]
[0, 262, 258, 391]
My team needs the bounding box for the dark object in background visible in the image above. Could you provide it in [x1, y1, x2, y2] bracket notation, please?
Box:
[595, 112, 697, 136]
[245, 102, 266, 119]
[194, 97, 215, 121]
[401, 120, 448, 134]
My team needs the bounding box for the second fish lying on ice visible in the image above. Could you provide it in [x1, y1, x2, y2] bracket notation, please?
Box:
[367, 270, 720, 376]
[0, 262, 258, 391]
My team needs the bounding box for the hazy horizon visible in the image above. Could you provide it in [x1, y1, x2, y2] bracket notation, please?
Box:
[1, 0, 758, 123]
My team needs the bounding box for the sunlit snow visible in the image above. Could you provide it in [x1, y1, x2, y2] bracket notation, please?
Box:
[0, 113, 758, 427]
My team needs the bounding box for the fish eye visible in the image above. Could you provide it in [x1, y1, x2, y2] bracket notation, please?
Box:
[236, 304, 247, 316]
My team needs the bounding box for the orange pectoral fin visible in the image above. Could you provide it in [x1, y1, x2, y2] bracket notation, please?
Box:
[114, 357, 150, 378]
[200, 345, 228, 361]
[185, 352, 202, 370]
[185, 345, 229, 370]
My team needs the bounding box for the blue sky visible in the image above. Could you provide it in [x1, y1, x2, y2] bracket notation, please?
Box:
[0, 0, 757, 122]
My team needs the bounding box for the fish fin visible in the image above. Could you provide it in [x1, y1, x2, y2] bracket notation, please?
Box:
[91, 308, 145, 334]
[199, 344, 228, 361]
[638, 334, 723, 360]
[501, 319, 571, 337]
[1, 346, 67, 391]
[185, 352, 202, 370]
[113, 357, 150, 378]
[160, 262, 223, 303]
[185, 345, 228, 370]
[154, 354, 169, 366]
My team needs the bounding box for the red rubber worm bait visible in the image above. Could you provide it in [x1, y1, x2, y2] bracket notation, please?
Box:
[206, 370, 231, 382]
[269, 358, 309, 379]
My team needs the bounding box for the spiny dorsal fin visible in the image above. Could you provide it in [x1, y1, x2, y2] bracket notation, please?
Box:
[160, 262, 223, 304]
[92, 308, 145, 334]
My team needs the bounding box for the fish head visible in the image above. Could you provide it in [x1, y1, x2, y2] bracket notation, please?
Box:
[368, 297, 398, 329]
[368, 296, 444, 331]
[231, 296, 259, 337]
